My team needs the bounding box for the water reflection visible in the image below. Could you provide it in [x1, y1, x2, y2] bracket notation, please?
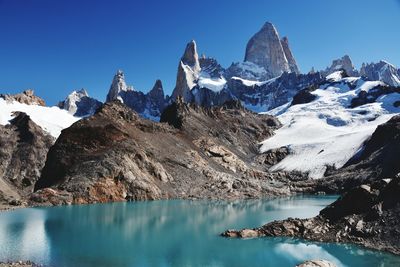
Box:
[0, 196, 399, 267]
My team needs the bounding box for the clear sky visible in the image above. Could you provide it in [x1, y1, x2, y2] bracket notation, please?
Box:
[1, 0, 399, 105]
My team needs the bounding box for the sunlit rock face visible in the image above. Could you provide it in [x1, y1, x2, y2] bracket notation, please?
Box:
[244, 22, 294, 79]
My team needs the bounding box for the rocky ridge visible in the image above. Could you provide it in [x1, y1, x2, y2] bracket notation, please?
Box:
[105, 71, 168, 119]
[0, 90, 45, 106]
[31, 100, 308, 205]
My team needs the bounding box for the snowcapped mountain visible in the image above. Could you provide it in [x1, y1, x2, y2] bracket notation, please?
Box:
[361, 60, 400, 87]
[0, 92, 79, 138]
[260, 71, 400, 178]
[58, 89, 102, 117]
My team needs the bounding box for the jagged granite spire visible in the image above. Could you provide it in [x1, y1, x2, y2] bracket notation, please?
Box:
[360, 60, 400, 87]
[171, 40, 201, 102]
[147, 79, 166, 111]
[181, 40, 201, 72]
[244, 22, 291, 78]
[324, 55, 358, 77]
[106, 70, 129, 102]
[280, 36, 300, 74]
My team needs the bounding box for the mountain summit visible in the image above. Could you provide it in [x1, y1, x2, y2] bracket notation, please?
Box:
[244, 22, 298, 78]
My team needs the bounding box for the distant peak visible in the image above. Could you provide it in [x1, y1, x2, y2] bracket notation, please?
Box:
[150, 79, 163, 92]
[182, 40, 200, 68]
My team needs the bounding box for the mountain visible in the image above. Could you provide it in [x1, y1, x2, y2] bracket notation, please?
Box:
[244, 22, 296, 78]
[259, 71, 400, 178]
[105, 70, 168, 120]
[323, 55, 359, 77]
[31, 100, 310, 205]
[58, 89, 102, 117]
[168, 22, 311, 112]
[360, 60, 400, 87]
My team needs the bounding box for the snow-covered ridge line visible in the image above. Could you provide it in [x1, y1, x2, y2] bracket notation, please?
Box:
[260, 77, 400, 179]
[0, 99, 80, 138]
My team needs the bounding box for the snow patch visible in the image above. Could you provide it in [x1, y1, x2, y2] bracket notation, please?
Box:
[0, 99, 80, 138]
[260, 78, 400, 178]
[198, 76, 227, 92]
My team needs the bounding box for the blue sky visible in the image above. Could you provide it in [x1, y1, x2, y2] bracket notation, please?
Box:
[0, 0, 399, 105]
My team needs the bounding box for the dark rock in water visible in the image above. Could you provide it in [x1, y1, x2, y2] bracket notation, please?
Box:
[58, 89, 102, 117]
[296, 260, 336, 267]
[222, 178, 400, 255]
[0, 90, 46, 106]
[33, 100, 300, 205]
[0, 112, 54, 205]
[320, 185, 377, 221]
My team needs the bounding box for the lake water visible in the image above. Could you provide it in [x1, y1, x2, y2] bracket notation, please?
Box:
[0, 196, 399, 267]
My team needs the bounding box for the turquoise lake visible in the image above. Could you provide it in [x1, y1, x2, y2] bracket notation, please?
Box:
[0, 196, 399, 267]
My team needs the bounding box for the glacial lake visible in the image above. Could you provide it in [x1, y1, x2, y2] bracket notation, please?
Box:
[1, 196, 399, 267]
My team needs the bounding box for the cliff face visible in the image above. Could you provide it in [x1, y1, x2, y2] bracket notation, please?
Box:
[0, 112, 54, 206]
[244, 22, 294, 78]
[32, 101, 307, 205]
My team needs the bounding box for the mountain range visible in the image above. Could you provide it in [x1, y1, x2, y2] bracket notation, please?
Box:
[1, 21, 400, 255]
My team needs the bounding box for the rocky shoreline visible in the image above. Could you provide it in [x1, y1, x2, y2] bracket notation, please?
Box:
[222, 178, 400, 256]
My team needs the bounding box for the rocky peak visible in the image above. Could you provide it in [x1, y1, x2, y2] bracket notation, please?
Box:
[0, 90, 46, 106]
[171, 40, 202, 102]
[148, 79, 164, 99]
[244, 22, 291, 78]
[324, 55, 358, 77]
[106, 70, 129, 102]
[280, 36, 300, 74]
[181, 40, 201, 72]
[59, 89, 102, 117]
[360, 61, 400, 87]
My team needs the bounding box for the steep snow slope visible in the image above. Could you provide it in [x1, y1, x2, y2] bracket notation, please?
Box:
[260, 75, 400, 178]
[0, 99, 79, 138]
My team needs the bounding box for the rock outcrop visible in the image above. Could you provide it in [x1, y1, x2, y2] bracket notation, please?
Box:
[32, 100, 306, 206]
[0, 112, 54, 206]
[281, 36, 300, 74]
[361, 61, 400, 87]
[222, 178, 400, 255]
[296, 260, 336, 267]
[0, 90, 45, 106]
[323, 55, 358, 77]
[58, 89, 102, 117]
[244, 22, 295, 79]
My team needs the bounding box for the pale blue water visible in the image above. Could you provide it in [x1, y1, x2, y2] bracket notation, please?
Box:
[0, 196, 399, 267]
